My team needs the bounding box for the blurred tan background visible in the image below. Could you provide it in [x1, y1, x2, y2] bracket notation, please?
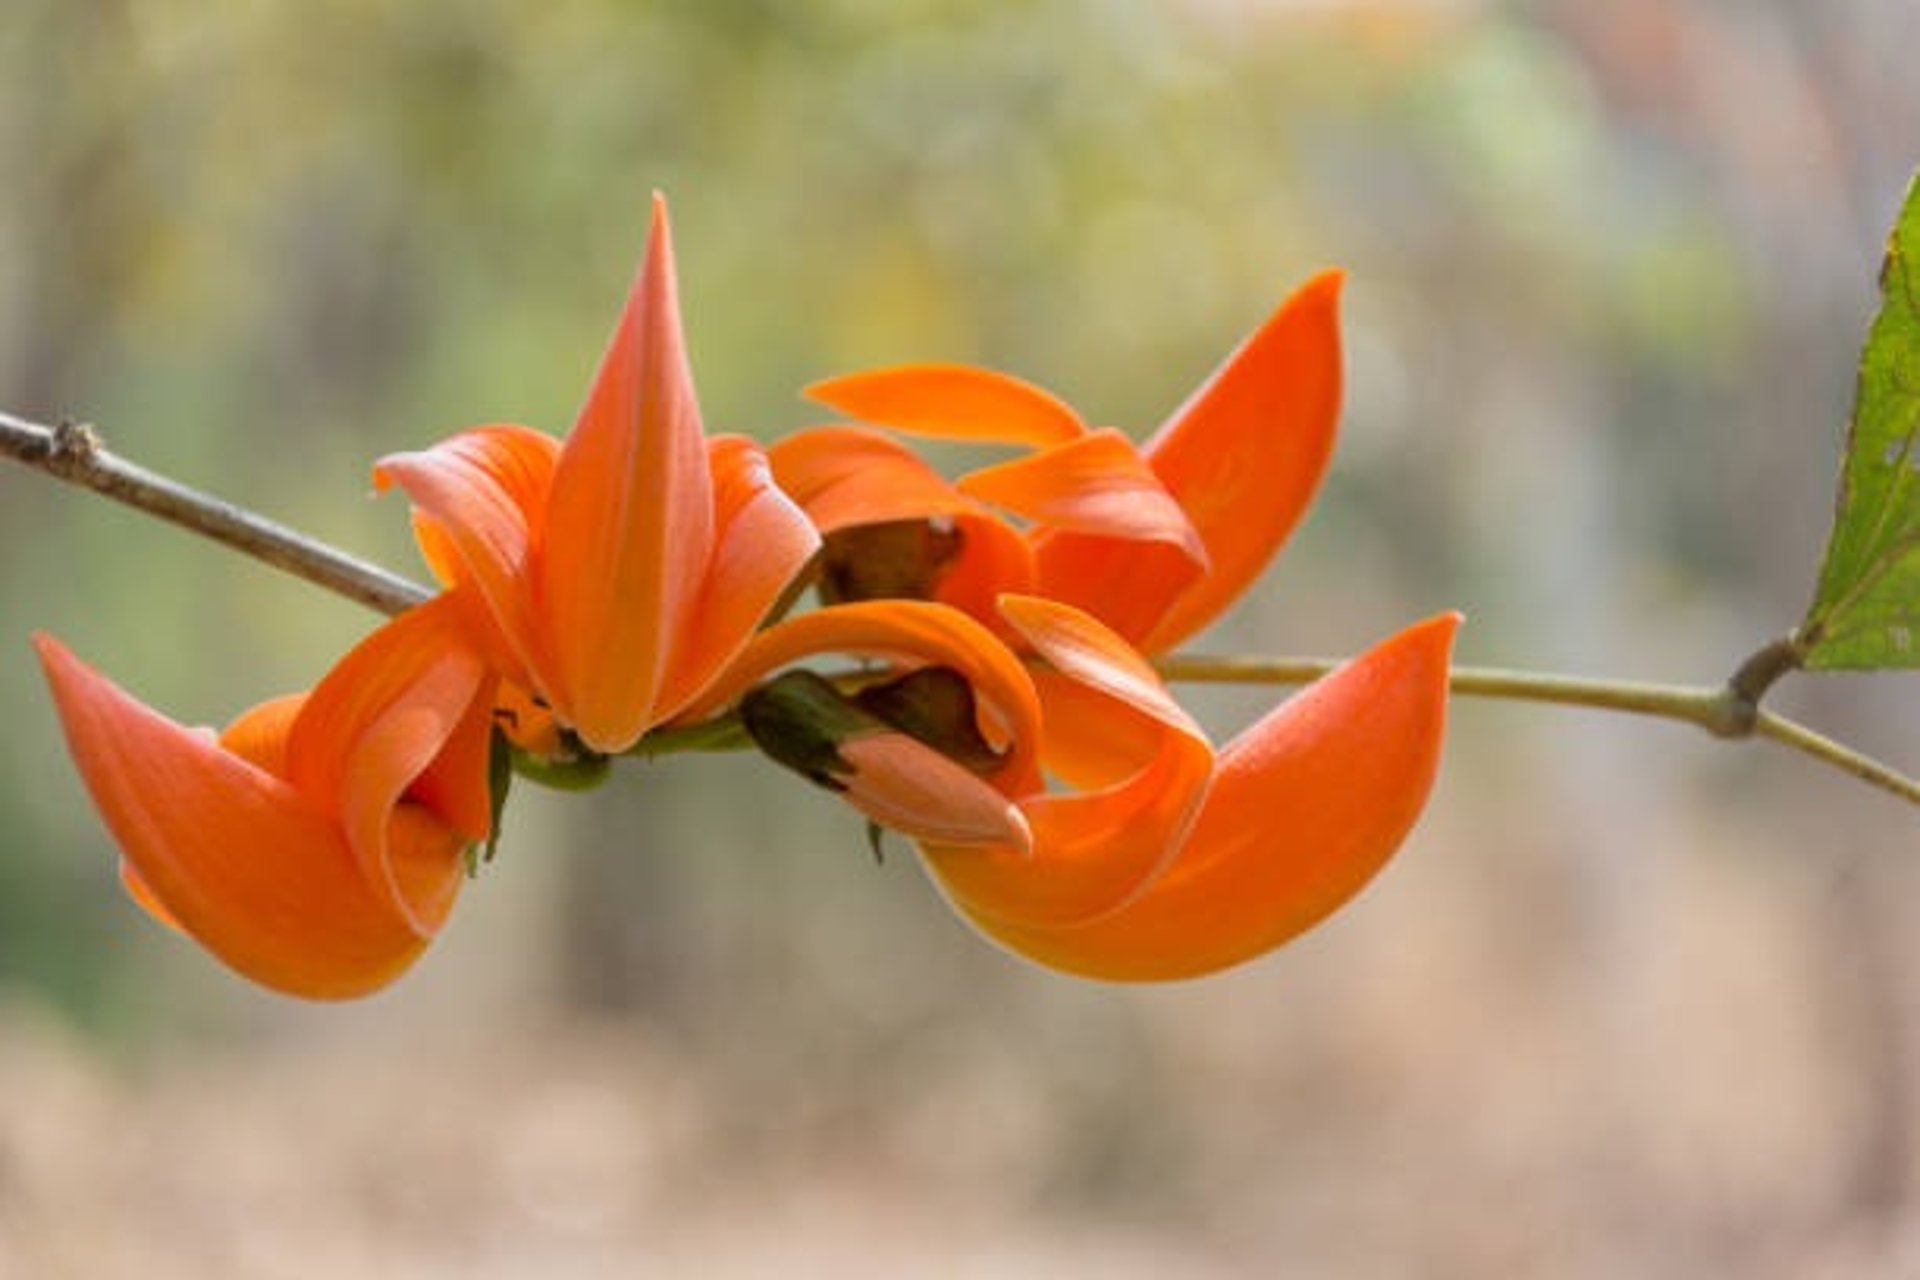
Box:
[5, 0, 1920, 1274]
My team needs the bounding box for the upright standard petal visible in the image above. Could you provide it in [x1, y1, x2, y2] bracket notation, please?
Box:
[33, 632, 476, 1000]
[969, 611, 1458, 981]
[537, 195, 715, 751]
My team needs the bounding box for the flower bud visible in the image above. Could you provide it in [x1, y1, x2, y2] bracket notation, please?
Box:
[741, 670, 1029, 852]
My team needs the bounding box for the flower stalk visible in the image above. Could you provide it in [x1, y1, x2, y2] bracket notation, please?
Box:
[8, 406, 1918, 808]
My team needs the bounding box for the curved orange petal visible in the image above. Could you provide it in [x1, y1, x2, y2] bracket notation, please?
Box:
[971, 611, 1458, 981]
[218, 692, 308, 775]
[372, 423, 559, 688]
[536, 194, 714, 752]
[1026, 272, 1345, 652]
[768, 425, 980, 532]
[1140, 270, 1345, 651]
[34, 634, 438, 1000]
[806, 364, 1086, 448]
[1021, 668, 1165, 790]
[684, 600, 1045, 796]
[283, 596, 491, 937]
[654, 435, 822, 720]
[960, 429, 1207, 567]
[407, 668, 499, 846]
[917, 597, 1211, 928]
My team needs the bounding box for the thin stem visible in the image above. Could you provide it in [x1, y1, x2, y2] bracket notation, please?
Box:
[1156, 654, 1729, 726]
[1, 411, 430, 616]
[1156, 653, 1920, 809]
[1753, 712, 1920, 806]
[9, 407, 1920, 808]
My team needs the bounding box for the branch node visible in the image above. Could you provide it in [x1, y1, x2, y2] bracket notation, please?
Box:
[48, 418, 100, 469]
[1716, 634, 1806, 738]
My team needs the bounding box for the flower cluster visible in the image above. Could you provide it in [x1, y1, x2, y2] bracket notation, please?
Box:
[35, 197, 1457, 998]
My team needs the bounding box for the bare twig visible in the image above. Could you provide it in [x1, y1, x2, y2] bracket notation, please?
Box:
[1, 410, 429, 616]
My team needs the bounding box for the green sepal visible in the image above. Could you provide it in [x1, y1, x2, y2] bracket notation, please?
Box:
[510, 743, 612, 791]
[739, 669, 874, 789]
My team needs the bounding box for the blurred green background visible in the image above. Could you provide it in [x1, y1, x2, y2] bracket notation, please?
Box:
[5, 0, 1920, 1273]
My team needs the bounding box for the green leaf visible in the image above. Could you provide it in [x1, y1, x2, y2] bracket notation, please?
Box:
[1801, 170, 1920, 669]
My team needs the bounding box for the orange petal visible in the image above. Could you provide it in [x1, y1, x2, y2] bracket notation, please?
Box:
[372, 423, 560, 688]
[931, 512, 1038, 636]
[769, 425, 981, 532]
[653, 435, 822, 720]
[1027, 272, 1345, 651]
[838, 732, 1033, 851]
[536, 194, 714, 751]
[917, 598, 1211, 928]
[1021, 667, 1165, 790]
[218, 692, 308, 775]
[34, 634, 440, 1000]
[960, 429, 1207, 568]
[972, 611, 1458, 981]
[806, 364, 1086, 448]
[1141, 270, 1345, 651]
[407, 668, 500, 846]
[283, 595, 490, 937]
[683, 600, 1045, 797]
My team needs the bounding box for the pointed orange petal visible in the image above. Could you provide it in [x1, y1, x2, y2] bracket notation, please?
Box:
[1023, 272, 1345, 651]
[683, 600, 1045, 797]
[537, 195, 714, 752]
[917, 598, 1211, 928]
[838, 732, 1032, 851]
[372, 423, 560, 688]
[972, 611, 1458, 980]
[654, 435, 822, 719]
[1139, 270, 1346, 651]
[283, 595, 490, 936]
[960, 429, 1207, 567]
[806, 364, 1086, 448]
[34, 634, 436, 999]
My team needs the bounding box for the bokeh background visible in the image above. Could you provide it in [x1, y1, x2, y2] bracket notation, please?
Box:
[4, 1, 1920, 1274]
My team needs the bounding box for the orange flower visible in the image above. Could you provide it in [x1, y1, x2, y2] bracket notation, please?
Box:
[776, 270, 1343, 652]
[693, 596, 1457, 982]
[374, 196, 820, 755]
[33, 595, 496, 999]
